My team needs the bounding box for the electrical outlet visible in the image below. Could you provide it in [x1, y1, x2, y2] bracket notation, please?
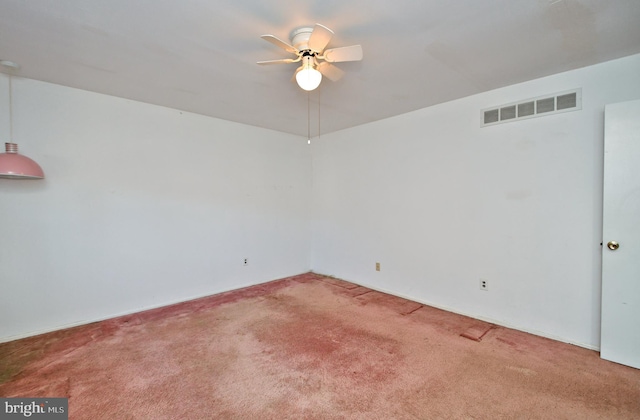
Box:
[375, 262, 380, 271]
[243, 258, 248, 266]
[480, 279, 489, 291]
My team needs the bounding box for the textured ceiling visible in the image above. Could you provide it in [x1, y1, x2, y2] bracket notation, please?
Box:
[1, 0, 640, 137]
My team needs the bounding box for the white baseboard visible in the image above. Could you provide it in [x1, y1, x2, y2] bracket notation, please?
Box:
[313, 272, 600, 352]
[0, 272, 310, 343]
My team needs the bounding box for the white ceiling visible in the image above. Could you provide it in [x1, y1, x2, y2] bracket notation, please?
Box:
[1, 0, 640, 137]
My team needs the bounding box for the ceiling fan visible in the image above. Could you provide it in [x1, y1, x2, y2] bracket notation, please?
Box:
[258, 24, 363, 91]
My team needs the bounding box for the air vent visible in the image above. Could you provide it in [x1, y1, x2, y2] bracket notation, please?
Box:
[481, 88, 581, 127]
[557, 92, 577, 110]
[484, 109, 499, 124]
[500, 105, 516, 120]
[536, 97, 555, 113]
[518, 101, 535, 117]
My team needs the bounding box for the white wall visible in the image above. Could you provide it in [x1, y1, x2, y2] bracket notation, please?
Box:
[311, 54, 640, 349]
[0, 76, 311, 341]
[3, 54, 640, 348]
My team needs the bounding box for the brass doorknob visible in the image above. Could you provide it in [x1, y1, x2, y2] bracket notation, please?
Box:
[607, 241, 620, 250]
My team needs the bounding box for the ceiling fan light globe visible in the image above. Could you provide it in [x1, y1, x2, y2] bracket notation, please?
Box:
[296, 67, 322, 91]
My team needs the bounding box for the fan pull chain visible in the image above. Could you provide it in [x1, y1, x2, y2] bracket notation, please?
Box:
[318, 87, 321, 139]
[307, 91, 311, 144]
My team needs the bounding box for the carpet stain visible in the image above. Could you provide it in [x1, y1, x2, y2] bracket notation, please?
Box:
[460, 322, 494, 341]
[505, 365, 538, 377]
[355, 291, 423, 315]
[319, 276, 361, 290]
[255, 310, 403, 387]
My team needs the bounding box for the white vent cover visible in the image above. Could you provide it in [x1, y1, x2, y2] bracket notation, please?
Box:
[481, 88, 581, 127]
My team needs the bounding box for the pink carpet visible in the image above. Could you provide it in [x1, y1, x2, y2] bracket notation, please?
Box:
[2, 272, 639, 419]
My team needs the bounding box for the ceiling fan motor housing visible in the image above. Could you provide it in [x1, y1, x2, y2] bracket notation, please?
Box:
[289, 27, 315, 52]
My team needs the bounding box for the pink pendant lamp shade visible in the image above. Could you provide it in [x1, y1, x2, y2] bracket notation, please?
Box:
[0, 61, 45, 180]
[0, 142, 45, 179]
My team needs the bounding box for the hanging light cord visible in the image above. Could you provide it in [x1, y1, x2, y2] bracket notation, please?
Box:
[8, 75, 13, 142]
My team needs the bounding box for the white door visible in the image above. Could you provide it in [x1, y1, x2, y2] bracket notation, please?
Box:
[601, 99, 640, 369]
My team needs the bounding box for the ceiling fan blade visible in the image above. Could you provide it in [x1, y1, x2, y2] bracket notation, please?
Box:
[323, 45, 363, 63]
[317, 62, 344, 82]
[308, 23, 334, 53]
[261, 34, 298, 54]
[257, 58, 298, 65]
